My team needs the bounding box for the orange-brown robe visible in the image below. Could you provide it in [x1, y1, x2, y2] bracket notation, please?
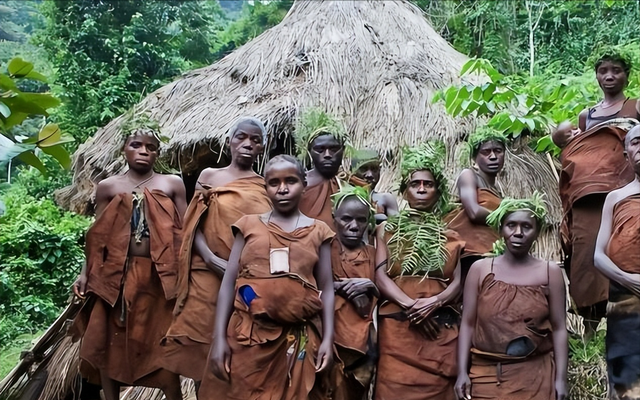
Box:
[78, 189, 183, 386]
[331, 238, 377, 400]
[198, 214, 335, 400]
[605, 193, 640, 395]
[161, 176, 271, 380]
[469, 266, 555, 400]
[375, 230, 464, 400]
[559, 124, 634, 309]
[445, 172, 501, 258]
[300, 177, 342, 231]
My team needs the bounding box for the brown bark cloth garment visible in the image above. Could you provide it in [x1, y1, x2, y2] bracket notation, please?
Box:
[300, 177, 342, 231]
[469, 259, 555, 400]
[77, 189, 183, 386]
[161, 176, 272, 379]
[605, 194, 640, 397]
[444, 171, 501, 258]
[198, 214, 335, 400]
[330, 238, 377, 400]
[375, 230, 464, 400]
[559, 122, 635, 309]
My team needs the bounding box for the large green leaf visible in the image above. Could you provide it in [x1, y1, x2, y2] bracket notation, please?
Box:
[41, 144, 72, 169]
[16, 151, 47, 175]
[19, 93, 61, 111]
[0, 142, 36, 164]
[0, 74, 18, 91]
[7, 58, 35, 78]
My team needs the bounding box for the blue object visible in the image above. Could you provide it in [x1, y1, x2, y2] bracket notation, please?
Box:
[239, 285, 257, 306]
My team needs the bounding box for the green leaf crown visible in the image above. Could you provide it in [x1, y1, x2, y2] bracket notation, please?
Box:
[120, 111, 167, 145]
[467, 126, 508, 157]
[486, 191, 549, 232]
[331, 184, 375, 227]
[294, 107, 350, 161]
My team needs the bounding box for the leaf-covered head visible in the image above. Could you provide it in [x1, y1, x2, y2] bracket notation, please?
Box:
[350, 148, 381, 187]
[120, 111, 165, 148]
[486, 191, 548, 232]
[589, 44, 635, 78]
[294, 108, 349, 161]
[399, 141, 450, 215]
[332, 184, 375, 247]
[468, 126, 508, 158]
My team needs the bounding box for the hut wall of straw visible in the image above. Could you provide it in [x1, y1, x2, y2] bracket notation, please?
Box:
[56, 0, 562, 259]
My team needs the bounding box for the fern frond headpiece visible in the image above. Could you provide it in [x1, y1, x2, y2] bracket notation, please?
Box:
[385, 209, 449, 277]
[331, 184, 375, 227]
[120, 111, 167, 145]
[588, 44, 636, 77]
[400, 141, 451, 215]
[467, 126, 508, 158]
[350, 148, 380, 172]
[486, 191, 549, 232]
[294, 108, 350, 161]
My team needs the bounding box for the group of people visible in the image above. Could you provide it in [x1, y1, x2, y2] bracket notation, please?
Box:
[69, 47, 640, 400]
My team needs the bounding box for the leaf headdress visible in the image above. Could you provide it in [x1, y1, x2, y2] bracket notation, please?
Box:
[588, 44, 637, 77]
[294, 108, 350, 163]
[385, 209, 449, 277]
[331, 184, 376, 227]
[350, 148, 380, 173]
[467, 126, 507, 157]
[120, 111, 168, 145]
[486, 191, 549, 232]
[400, 141, 451, 215]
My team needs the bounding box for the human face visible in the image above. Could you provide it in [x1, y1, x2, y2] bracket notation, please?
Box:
[501, 210, 539, 257]
[625, 128, 640, 176]
[229, 122, 264, 168]
[123, 135, 159, 172]
[596, 60, 628, 96]
[334, 198, 369, 249]
[265, 160, 306, 215]
[475, 140, 505, 176]
[404, 170, 439, 212]
[309, 134, 344, 178]
[354, 160, 381, 187]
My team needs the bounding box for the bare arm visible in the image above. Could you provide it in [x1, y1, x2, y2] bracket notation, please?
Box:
[374, 224, 414, 308]
[455, 259, 484, 399]
[381, 193, 399, 217]
[594, 191, 640, 296]
[458, 169, 491, 224]
[548, 262, 568, 400]
[434, 258, 462, 305]
[209, 232, 245, 381]
[168, 175, 188, 217]
[314, 241, 335, 372]
[194, 228, 227, 276]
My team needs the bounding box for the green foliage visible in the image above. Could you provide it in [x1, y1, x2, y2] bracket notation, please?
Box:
[486, 191, 548, 231]
[0, 185, 90, 345]
[385, 210, 449, 277]
[34, 0, 225, 141]
[400, 141, 451, 215]
[0, 58, 74, 175]
[294, 108, 349, 161]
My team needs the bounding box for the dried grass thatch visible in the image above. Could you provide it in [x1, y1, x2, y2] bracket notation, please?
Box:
[56, 0, 562, 258]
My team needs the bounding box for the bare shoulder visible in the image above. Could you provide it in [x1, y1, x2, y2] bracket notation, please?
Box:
[95, 175, 120, 196]
[458, 168, 476, 186]
[468, 257, 491, 278]
[197, 167, 224, 187]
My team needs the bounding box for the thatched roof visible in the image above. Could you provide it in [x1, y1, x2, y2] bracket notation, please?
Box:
[56, 0, 562, 258]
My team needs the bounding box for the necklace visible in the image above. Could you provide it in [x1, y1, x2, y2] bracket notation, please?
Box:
[600, 97, 626, 110]
[126, 171, 155, 188]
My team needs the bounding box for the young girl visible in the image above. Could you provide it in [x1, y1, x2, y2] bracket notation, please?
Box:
[455, 194, 567, 400]
[200, 154, 335, 400]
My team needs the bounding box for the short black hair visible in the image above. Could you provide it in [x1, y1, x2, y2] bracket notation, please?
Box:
[265, 154, 306, 182]
[595, 55, 631, 77]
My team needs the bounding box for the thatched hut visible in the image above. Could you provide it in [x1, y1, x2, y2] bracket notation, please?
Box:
[56, 0, 561, 258]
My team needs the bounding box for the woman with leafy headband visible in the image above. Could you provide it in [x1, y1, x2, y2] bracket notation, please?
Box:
[552, 45, 638, 328]
[455, 193, 567, 400]
[296, 108, 350, 231]
[446, 127, 506, 281]
[374, 142, 465, 400]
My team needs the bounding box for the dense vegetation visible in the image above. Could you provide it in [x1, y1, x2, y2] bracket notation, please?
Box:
[0, 0, 638, 389]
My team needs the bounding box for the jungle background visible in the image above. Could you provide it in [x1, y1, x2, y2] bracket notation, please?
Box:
[0, 0, 638, 397]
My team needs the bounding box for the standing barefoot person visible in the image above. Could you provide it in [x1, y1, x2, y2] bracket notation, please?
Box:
[446, 127, 506, 281]
[375, 142, 465, 400]
[200, 155, 335, 400]
[330, 186, 379, 400]
[162, 117, 272, 386]
[73, 115, 187, 400]
[349, 148, 399, 223]
[552, 46, 639, 326]
[455, 194, 568, 400]
[594, 126, 640, 400]
[297, 108, 350, 230]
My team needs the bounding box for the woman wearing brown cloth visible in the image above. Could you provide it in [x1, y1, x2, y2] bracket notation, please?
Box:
[73, 115, 187, 400]
[594, 126, 640, 400]
[455, 194, 568, 400]
[201, 155, 335, 400]
[374, 142, 464, 400]
[330, 185, 379, 400]
[552, 46, 639, 326]
[446, 127, 506, 280]
[161, 117, 272, 385]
